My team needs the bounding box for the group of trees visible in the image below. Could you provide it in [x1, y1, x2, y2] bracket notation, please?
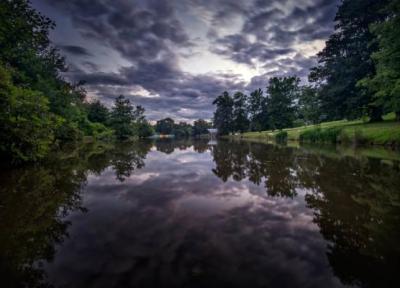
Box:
[213, 77, 315, 134]
[155, 118, 212, 138]
[87, 96, 154, 141]
[213, 0, 400, 135]
[0, 0, 152, 164]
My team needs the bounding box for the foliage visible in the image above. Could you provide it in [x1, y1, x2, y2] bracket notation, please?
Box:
[0, 65, 60, 163]
[136, 121, 154, 138]
[86, 100, 109, 125]
[233, 92, 249, 133]
[155, 118, 175, 135]
[298, 86, 321, 125]
[193, 119, 212, 137]
[172, 122, 192, 138]
[110, 95, 137, 140]
[299, 127, 343, 144]
[309, 0, 390, 121]
[248, 89, 268, 132]
[266, 76, 300, 130]
[359, 0, 400, 121]
[213, 91, 234, 135]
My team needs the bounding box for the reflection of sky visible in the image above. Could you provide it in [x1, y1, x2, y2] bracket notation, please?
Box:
[44, 148, 349, 288]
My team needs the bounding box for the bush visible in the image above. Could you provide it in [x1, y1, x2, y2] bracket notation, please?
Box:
[137, 121, 154, 138]
[299, 127, 342, 143]
[275, 131, 288, 143]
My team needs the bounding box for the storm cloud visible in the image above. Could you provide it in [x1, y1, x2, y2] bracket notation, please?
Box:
[32, 0, 340, 121]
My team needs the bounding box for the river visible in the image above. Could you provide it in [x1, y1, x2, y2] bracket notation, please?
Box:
[1, 139, 399, 288]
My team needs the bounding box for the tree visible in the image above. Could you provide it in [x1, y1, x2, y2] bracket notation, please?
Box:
[309, 0, 390, 122]
[0, 65, 59, 163]
[233, 92, 249, 133]
[155, 118, 175, 135]
[359, 0, 400, 121]
[86, 100, 109, 124]
[213, 91, 234, 135]
[136, 121, 154, 138]
[110, 95, 135, 140]
[298, 86, 321, 125]
[193, 119, 212, 137]
[172, 122, 192, 138]
[266, 77, 300, 130]
[248, 89, 268, 131]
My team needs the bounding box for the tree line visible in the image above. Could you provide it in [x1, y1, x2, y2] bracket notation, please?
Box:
[155, 118, 212, 138]
[213, 0, 400, 135]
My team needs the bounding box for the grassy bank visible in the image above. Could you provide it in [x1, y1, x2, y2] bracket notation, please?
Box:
[235, 114, 400, 148]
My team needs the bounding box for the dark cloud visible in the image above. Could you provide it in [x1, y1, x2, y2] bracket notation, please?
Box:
[32, 0, 340, 121]
[59, 45, 92, 57]
[212, 34, 295, 66]
[210, 0, 340, 82]
[41, 0, 191, 63]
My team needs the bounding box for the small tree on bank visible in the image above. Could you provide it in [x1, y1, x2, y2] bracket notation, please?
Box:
[110, 95, 136, 140]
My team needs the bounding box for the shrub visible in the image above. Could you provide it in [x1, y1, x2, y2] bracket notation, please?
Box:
[299, 127, 342, 143]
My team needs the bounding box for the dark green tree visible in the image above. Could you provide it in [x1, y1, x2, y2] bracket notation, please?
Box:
[155, 118, 175, 135]
[172, 122, 192, 138]
[86, 100, 109, 125]
[193, 119, 212, 137]
[359, 0, 400, 121]
[233, 92, 249, 133]
[248, 89, 268, 131]
[110, 95, 135, 140]
[309, 0, 390, 122]
[136, 121, 154, 138]
[213, 91, 234, 135]
[298, 86, 321, 125]
[266, 77, 300, 130]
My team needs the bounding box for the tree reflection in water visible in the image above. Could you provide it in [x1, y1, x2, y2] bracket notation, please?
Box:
[0, 141, 152, 287]
[0, 139, 399, 288]
[211, 140, 400, 287]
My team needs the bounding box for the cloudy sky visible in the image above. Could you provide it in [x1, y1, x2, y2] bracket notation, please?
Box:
[31, 0, 339, 122]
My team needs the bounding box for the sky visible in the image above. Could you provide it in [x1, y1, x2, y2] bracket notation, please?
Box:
[31, 0, 340, 122]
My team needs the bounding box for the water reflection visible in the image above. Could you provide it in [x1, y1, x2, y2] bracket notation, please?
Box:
[0, 140, 399, 288]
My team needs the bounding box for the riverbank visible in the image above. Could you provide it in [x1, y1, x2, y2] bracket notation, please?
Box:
[232, 114, 400, 148]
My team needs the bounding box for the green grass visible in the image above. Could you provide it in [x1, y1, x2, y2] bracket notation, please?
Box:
[237, 113, 400, 147]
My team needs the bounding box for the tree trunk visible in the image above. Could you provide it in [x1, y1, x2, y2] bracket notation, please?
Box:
[369, 106, 383, 123]
[396, 111, 400, 121]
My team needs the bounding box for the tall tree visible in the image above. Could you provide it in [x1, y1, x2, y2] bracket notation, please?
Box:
[266, 77, 300, 130]
[248, 89, 267, 131]
[110, 95, 135, 140]
[298, 86, 322, 125]
[233, 92, 249, 133]
[309, 0, 390, 122]
[213, 91, 234, 135]
[359, 0, 400, 121]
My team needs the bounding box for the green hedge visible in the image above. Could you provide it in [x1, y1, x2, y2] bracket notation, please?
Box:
[299, 127, 342, 143]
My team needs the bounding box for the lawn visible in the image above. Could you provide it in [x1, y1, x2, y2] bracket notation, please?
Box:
[238, 114, 400, 147]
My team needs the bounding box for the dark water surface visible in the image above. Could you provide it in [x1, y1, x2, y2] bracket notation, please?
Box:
[1, 140, 400, 288]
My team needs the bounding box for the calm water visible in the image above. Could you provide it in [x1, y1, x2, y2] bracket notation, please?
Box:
[1, 140, 400, 288]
